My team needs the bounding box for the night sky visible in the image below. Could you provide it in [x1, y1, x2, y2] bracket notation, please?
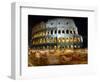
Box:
[28, 15, 88, 48]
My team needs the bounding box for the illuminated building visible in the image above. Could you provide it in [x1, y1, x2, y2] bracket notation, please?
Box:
[31, 18, 83, 49]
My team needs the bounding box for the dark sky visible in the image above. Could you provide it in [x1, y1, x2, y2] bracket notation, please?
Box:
[28, 15, 88, 48]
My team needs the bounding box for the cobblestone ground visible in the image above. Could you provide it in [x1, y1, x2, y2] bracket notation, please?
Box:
[28, 48, 88, 66]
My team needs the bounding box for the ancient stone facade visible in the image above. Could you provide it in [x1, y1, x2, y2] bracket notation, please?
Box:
[31, 18, 83, 49]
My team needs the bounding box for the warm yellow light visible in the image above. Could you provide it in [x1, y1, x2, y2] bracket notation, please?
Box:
[54, 45, 57, 49]
[32, 41, 34, 45]
[58, 45, 60, 49]
[58, 38, 61, 43]
[42, 32, 45, 36]
[71, 45, 73, 48]
[42, 39, 45, 43]
[77, 38, 80, 42]
[46, 38, 49, 42]
[62, 38, 65, 42]
[40, 39, 42, 43]
[70, 37, 73, 42]
[74, 45, 77, 48]
[66, 38, 69, 42]
[54, 38, 56, 43]
[74, 37, 77, 42]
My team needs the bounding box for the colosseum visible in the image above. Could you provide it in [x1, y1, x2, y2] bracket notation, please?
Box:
[28, 18, 87, 66]
[31, 18, 83, 49]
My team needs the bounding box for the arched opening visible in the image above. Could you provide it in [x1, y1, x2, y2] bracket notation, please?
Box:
[48, 31, 49, 35]
[66, 30, 69, 34]
[58, 30, 61, 34]
[73, 31, 76, 34]
[62, 30, 65, 34]
[51, 30, 53, 34]
[66, 38, 69, 42]
[70, 30, 72, 34]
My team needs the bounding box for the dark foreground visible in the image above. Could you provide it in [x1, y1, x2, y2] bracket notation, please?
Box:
[28, 48, 88, 66]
